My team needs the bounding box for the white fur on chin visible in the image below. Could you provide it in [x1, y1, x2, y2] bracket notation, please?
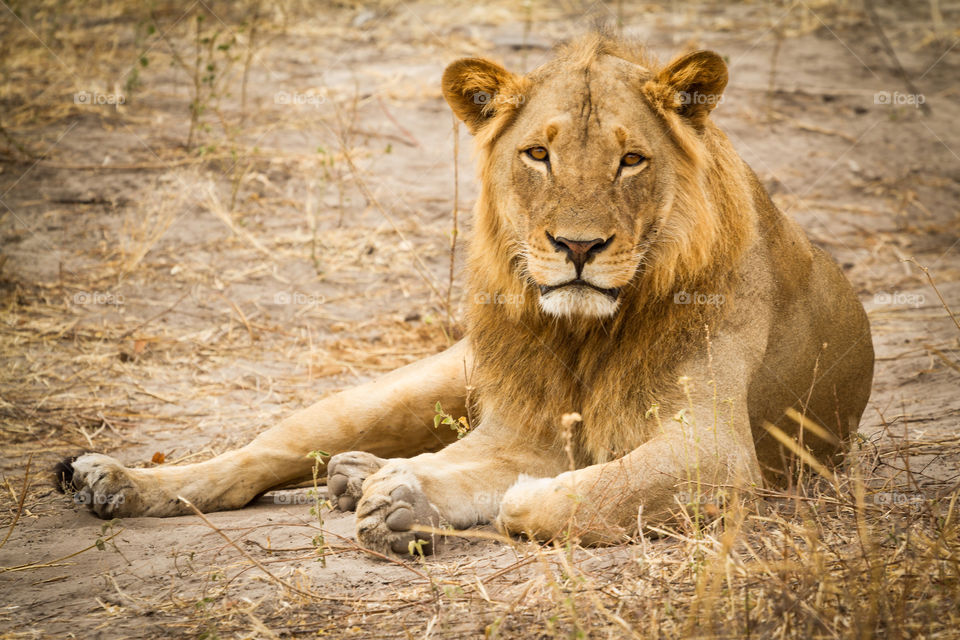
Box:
[538, 286, 620, 318]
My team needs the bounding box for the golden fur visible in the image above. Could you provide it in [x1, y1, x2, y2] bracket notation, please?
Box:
[456, 35, 758, 463]
[60, 34, 874, 553]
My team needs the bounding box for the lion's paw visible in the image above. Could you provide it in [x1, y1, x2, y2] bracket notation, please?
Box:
[355, 466, 443, 556]
[495, 474, 575, 541]
[327, 451, 387, 511]
[55, 453, 146, 518]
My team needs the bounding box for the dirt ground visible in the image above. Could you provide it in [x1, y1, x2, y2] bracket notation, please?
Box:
[1, 1, 959, 638]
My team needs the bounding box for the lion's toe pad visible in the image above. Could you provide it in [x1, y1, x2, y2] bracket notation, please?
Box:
[327, 451, 386, 512]
[356, 468, 443, 556]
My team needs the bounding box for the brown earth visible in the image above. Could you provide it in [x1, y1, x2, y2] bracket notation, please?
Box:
[1, 1, 958, 638]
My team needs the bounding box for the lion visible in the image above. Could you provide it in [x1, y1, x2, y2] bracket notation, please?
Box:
[57, 33, 874, 554]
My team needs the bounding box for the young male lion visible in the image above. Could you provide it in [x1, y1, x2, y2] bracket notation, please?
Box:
[58, 34, 873, 555]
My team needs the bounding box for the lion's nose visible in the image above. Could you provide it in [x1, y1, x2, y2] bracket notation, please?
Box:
[547, 232, 614, 275]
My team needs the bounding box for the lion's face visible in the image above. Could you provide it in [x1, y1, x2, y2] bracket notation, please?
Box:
[495, 56, 675, 318]
[443, 43, 728, 320]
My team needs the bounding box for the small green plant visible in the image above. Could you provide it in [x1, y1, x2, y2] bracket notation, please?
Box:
[194, 596, 220, 640]
[408, 537, 428, 560]
[307, 449, 331, 566]
[154, 10, 239, 151]
[124, 20, 153, 96]
[434, 401, 471, 438]
[95, 519, 130, 563]
[94, 522, 115, 551]
[303, 147, 338, 272]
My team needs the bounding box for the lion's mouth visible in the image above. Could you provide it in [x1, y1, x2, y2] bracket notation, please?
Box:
[539, 280, 621, 301]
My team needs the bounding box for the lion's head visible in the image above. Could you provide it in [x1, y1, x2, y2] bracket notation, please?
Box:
[443, 33, 752, 322]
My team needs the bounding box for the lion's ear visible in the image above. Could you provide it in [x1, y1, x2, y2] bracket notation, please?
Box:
[442, 58, 521, 134]
[647, 50, 728, 127]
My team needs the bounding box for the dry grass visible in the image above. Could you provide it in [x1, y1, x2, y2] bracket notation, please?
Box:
[107, 429, 957, 640]
[32, 447, 956, 640]
[2, 1, 959, 638]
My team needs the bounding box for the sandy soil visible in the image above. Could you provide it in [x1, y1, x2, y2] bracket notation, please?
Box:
[1, 1, 958, 638]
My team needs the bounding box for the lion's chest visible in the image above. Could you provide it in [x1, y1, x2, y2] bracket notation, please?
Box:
[474, 331, 678, 464]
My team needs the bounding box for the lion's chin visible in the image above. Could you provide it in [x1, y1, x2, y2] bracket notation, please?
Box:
[538, 285, 621, 319]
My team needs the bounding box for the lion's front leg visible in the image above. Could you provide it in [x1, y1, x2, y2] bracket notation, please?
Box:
[496, 407, 762, 545]
[354, 427, 567, 555]
[59, 340, 471, 518]
[57, 450, 274, 518]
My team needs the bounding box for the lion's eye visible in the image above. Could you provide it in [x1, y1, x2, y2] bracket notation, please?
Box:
[621, 152, 645, 167]
[525, 146, 549, 162]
